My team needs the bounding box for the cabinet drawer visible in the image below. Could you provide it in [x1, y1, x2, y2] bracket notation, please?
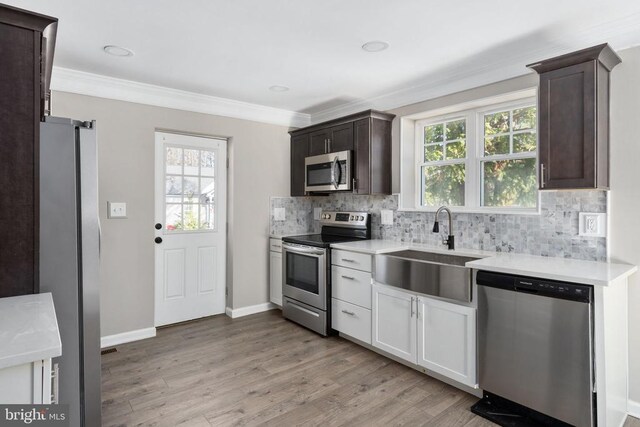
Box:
[332, 266, 371, 309]
[331, 299, 371, 344]
[269, 238, 283, 253]
[332, 249, 371, 272]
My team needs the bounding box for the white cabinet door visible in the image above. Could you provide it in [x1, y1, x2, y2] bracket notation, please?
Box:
[417, 296, 477, 387]
[372, 283, 417, 363]
[269, 251, 283, 306]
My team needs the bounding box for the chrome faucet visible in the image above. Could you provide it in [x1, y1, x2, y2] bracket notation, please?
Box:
[432, 206, 455, 250]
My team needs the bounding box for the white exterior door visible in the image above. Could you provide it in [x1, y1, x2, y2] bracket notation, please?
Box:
[417, 296, 477, 387]
[371, 283, 417, 363]
[154, 132, 227, 326]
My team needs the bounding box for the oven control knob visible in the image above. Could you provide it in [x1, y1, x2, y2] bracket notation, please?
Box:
[359, 216, 364, 221]
[350, 215, 354, 221]
[326, 214, 331, 219]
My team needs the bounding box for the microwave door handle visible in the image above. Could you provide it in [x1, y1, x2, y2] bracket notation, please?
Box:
[332, 156, 339, 189]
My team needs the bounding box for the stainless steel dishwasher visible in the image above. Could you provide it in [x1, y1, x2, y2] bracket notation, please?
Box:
[475, 270, 594, 427]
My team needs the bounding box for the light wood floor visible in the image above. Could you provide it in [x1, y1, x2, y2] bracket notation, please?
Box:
[101, 310, 640, 427]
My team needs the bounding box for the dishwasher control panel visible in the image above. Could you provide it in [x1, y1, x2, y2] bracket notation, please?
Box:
[477, 271, 592, 303]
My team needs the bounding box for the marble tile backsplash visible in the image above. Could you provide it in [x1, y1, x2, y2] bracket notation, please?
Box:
[270, 191, 607, 261]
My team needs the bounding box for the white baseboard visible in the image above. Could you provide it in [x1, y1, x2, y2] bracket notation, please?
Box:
[101, 327, 157, 349]
[225, 302, 277, 319]
[629, 400, 640, 419]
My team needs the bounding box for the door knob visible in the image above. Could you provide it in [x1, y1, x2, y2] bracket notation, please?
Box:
[155, 223, 162, 230]
[155, 237, 163, 244]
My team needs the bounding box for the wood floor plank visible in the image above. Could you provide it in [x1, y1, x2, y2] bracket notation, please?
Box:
[102, 309, 502, 427]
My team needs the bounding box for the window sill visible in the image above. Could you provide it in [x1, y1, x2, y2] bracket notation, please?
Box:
[396, 206, 541, 216]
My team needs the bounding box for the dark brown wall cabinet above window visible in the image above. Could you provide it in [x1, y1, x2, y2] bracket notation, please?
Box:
[289, 110, 395, 196]
[0, 4, 57, 297]
[528, 44, 621, 190]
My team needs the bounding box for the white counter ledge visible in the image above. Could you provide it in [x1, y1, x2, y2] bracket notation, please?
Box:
[466, 253, 637, 287]
[0, 293, 61, 370]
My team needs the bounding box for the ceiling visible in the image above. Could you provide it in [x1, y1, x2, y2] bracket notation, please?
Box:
[6, 0, 640, 122]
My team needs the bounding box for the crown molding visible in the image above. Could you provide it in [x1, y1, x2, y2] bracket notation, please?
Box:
[50, 67, 311, 128]
[310, 16, 640, 124]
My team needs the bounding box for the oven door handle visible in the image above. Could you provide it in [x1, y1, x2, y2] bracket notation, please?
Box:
[282, 243, 326, 256]
[331, 156, 339, 189]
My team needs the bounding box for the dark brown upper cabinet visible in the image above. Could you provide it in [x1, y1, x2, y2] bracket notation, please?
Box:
[308, 123, 354, 156]
[528, 44, 621, 190]
[0, 4, 57, 297]
[290, 133, 309, 197]
[289, 110, 394, 196]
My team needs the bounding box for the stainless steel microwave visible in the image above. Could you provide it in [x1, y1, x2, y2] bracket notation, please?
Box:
[304, 150, 352, 192]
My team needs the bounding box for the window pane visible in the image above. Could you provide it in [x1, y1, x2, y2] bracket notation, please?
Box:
[200, 177, 215, 204]
[424, 124, 444, 144]
[446, 119, 465, 141]
[183, 176, 199, 201]
[513, 131, 537, 153]
[182, 204, 199, 231]
[445, 141, 466, 159]
[423, 164, 465, 207]
[166, 204, 182, 231]
[166, 147, 182, 175]
[484, 135, 510, 156]
[513, 107, 536, 131]
[425, 144, 443, 162]
[484, 111, 510, 136]
[184, 149, 200, 175]
[199, 203, 215, 230]
[482, 158, 537, 208]
[201, 150, 215, 177]
[166, 176, 182, 198]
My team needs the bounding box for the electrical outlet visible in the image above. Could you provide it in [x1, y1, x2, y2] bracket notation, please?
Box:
[107, 202, 127, 219]
[274, 208, 286, 221]
[313, 208, 322, 221]
[381, 209, 394, 225]
[579, 213, 606, 237]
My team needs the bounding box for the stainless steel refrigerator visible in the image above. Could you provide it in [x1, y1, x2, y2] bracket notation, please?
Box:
[39, 117, 101, 426]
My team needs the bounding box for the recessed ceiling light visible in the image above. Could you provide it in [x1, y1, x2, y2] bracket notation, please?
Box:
[103, 45, 134, 57]
[269, 85, 289, 92]
[362, 41, 389, 53]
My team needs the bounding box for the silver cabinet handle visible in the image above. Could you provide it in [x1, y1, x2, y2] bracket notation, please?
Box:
[51, 363, 59, 404]
[341, 258, 355, 263]
[341, 309, 355, 316]
[410, 297, 415, 318]
[271, 244, 281, 249]
[540, 163, 545, 188]
[341, 275, 355, 280]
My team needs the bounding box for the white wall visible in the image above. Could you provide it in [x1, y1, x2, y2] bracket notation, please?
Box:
[51, 91, 291, 337]
[609, 45, 640, 405]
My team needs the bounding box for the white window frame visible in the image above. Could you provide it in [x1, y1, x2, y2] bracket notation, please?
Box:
[408, 94, 539, 214]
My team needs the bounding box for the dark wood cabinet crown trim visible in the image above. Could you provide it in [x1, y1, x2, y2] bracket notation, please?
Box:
[289, 109, 395, 136]
[527, 43, 621, 74]
[0, 3, 56, 32]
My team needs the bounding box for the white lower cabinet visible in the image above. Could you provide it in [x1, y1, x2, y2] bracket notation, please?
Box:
[417, 296, 477, 387]
[331, 299, 371, 344]
[371, 283, 417, 363]
[269, 238, 283, 306]
[0, 359, 55, 404]
[371, 282, 477, 387]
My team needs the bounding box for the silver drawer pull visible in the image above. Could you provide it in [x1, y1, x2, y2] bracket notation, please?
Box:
[271, 245, 281, 249]
[341, 258, 356, 263]
[341, 310, 356, 316]
[341, 275, 355, 280]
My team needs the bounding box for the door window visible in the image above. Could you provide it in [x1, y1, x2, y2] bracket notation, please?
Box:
[285, 252, 319, 294]
[165, 146, 216, 232]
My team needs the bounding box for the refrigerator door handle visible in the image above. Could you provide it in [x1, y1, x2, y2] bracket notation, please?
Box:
[98, 218, 102, 258]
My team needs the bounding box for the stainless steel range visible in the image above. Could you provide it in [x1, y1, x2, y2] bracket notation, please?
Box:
[282, 211, 370, 336]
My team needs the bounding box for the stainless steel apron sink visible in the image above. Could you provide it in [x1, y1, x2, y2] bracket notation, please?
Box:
[374, 250, 481, 303]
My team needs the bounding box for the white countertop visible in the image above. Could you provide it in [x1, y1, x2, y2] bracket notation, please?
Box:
[467, 253, 637, 287]
[331, 239, 637, 287]
[0, 293, 62, 369]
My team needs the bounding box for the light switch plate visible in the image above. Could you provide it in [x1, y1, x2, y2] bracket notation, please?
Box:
[274, 208, 286, 221]
[579, 212, 606, 237]
[313, 208, 322, 221]
[381, 209, 394, 225]
[108, 202, 127, 219]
